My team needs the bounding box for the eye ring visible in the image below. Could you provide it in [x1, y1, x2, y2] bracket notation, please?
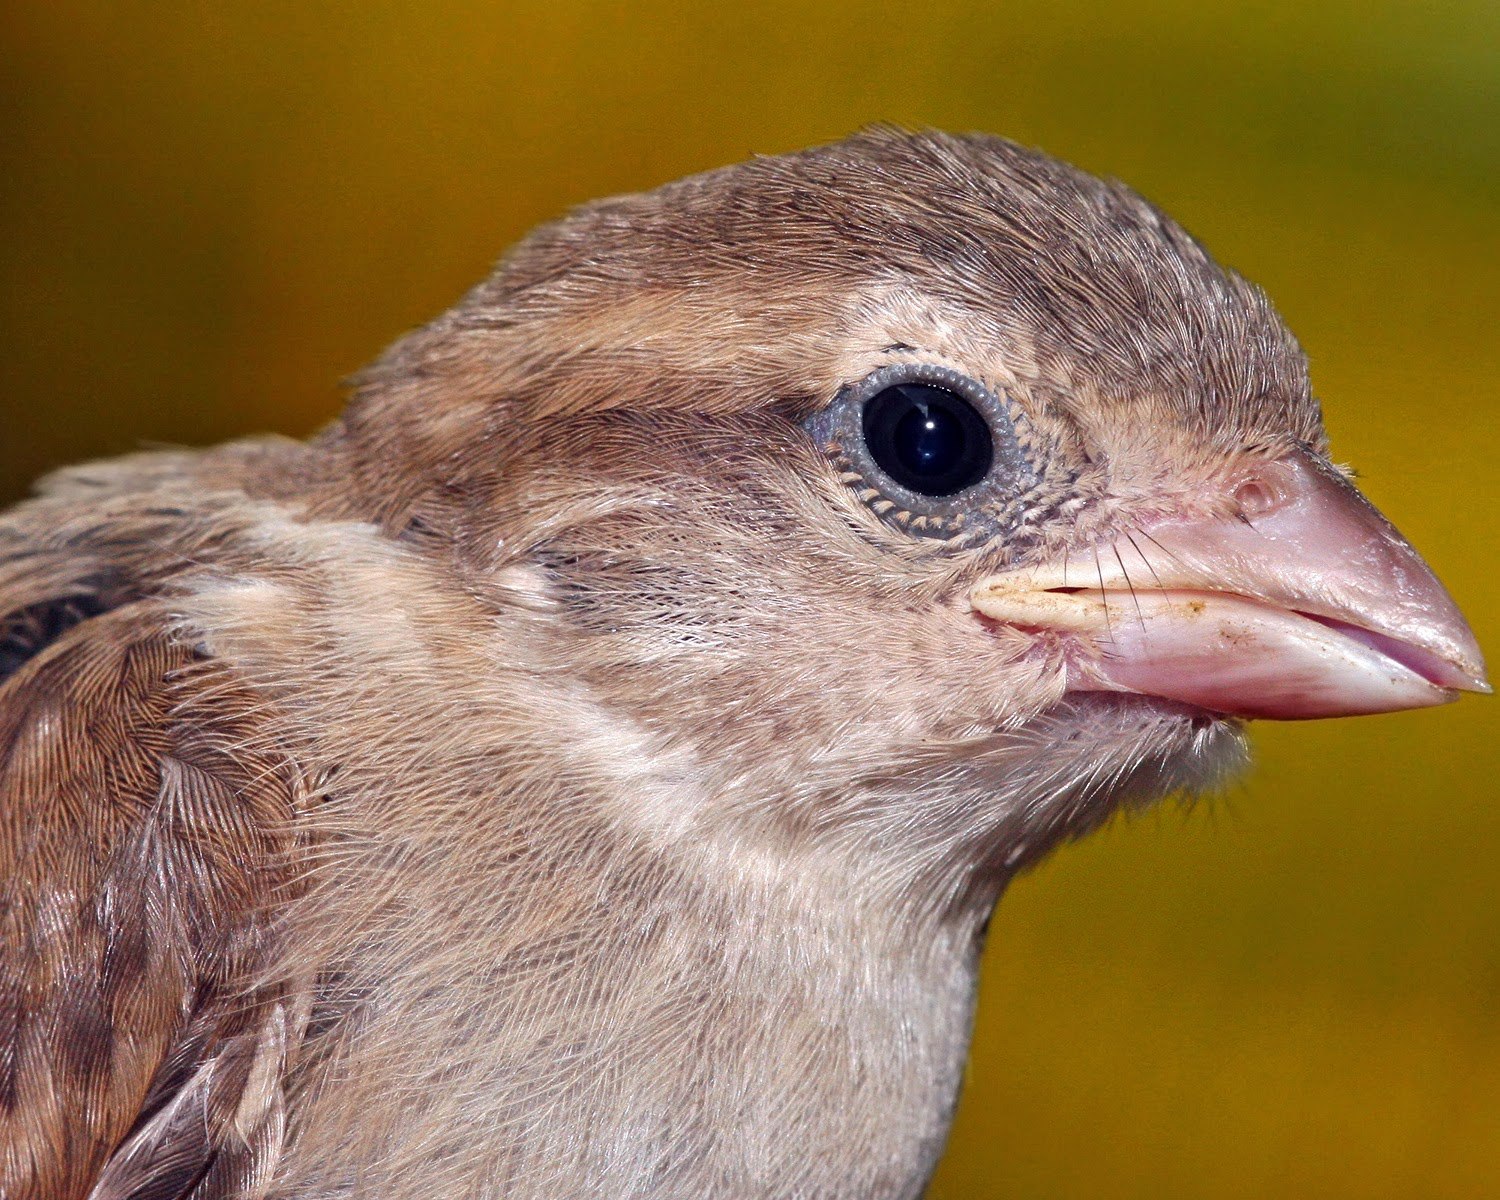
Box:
[803, 363, 1037, 537]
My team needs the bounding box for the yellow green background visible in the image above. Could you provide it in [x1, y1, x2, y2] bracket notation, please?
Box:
[3, 3, 1496, 1195]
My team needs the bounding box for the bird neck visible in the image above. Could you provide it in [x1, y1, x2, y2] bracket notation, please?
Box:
[181, 509, 1004, 1198]
[290, 799, 993, 1199]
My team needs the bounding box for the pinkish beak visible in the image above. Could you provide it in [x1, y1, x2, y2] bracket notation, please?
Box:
[970, 451, 1488, 720]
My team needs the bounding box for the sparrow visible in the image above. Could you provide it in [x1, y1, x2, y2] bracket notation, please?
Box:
[0, 127, 1486, 1200]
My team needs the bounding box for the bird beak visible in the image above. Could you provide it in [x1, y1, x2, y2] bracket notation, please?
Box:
[969, 451, 1489, 720]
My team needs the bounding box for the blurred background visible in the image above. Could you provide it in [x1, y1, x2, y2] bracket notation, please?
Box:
[2, 1, 1496, 1195]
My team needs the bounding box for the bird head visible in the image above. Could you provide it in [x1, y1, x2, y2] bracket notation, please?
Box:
[331, 128, 1485, 900]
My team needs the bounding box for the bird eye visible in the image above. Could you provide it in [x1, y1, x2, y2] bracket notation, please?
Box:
[861, 382, 993, 497]
[802, 363, 1036, 539]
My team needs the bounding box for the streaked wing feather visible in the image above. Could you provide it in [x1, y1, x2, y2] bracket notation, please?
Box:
[0, 587, 306, 1200]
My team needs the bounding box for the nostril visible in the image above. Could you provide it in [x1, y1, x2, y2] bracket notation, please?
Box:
[1232, 476, 1281, 519]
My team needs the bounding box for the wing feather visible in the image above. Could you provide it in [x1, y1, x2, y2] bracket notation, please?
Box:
[0, 585, 307, 1200]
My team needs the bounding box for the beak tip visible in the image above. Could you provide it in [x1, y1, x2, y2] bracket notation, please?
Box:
[1443, 641, 1489, 695]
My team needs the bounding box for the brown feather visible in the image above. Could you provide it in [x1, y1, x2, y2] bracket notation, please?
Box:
[0, 593, 306, 1198]
[0, 129, 1352, 1197]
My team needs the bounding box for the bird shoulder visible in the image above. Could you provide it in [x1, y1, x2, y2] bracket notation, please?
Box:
[0, 463, 315, 1200]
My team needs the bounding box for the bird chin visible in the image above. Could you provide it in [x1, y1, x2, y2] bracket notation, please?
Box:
[1006, 691, 1249, 862]
[911, 691, 1247, 902]
[1053, 690, 1249, 787]
[1059, 688, 1237, 729]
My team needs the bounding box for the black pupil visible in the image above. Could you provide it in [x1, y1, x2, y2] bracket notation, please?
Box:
[861, 382, 993, 497]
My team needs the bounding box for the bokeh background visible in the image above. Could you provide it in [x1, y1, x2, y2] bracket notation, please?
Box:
[3, 2, 1496, 1195]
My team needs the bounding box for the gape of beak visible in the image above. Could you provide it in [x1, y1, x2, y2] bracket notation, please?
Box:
[970, 451, 1488, 721]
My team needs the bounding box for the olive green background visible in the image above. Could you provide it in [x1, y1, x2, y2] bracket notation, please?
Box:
[3, 3, 1496, 1196]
